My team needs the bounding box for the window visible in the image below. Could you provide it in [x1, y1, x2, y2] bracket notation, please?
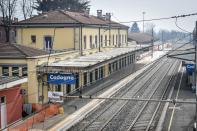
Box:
[116, 35, 118, 45]
[31, 35, 36, 43]
[84, 36, 87, 49]
[112, 35, 114, 45]
[44, 36, 52, 51]
[105, 35, 107, 46]
[95, 35, 98, 48]
[109, 35, 111, 46]
[12, 67, 19, 76]
[22, 67, 28, 76]
[0, 96, 5, 104]
[122, 35, 124, 43]
[119, 35, 121, 45]
[101, 35, 103, 47]
[90, 35, 93, 49]
[125, 35, 127, 43]
[55, 85, 61, 92]
[2, 67, 9, 76]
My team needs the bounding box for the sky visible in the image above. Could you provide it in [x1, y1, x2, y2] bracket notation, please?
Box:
[89, 0, 197, 32]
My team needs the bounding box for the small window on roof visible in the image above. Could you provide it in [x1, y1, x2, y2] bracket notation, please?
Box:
[31, 35, 36, 43]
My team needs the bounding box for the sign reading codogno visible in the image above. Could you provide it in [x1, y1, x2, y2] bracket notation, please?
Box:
[48, 73, 76, 84]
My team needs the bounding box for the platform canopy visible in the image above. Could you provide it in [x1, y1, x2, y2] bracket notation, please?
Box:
[167, 42, 195, 62]
[48, 44, 150, 69]
[43, 44, 150, 71]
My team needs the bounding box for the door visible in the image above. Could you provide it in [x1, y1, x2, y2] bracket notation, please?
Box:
[44, 36, 52, 51]
[0, 96, 7, 129]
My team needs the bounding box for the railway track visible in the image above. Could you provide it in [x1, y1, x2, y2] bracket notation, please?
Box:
[68, 58, 180, 131]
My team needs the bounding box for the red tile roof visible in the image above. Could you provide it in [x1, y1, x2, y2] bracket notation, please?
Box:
[15, 10, 128, 29]
[0, 44, 48, 58]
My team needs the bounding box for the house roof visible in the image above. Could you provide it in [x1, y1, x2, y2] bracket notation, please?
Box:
[128, 33, 154, 44]
[0, 76, 27, 90]
[14, 10, 128, 29]
[0, 44, 48, 59]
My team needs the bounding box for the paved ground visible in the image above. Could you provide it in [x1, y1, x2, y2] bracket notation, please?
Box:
[163, 67, 196, 131]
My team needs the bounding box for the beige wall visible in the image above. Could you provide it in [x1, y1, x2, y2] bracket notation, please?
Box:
[16, 27, 128, 52]
[17, 28, 75, 50]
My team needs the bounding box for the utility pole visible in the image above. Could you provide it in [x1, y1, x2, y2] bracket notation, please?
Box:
[162, 31, 164, 50]
[195, 21, 197, 130]
[152, 28, 154, 58]
[142, 12, 146, 33]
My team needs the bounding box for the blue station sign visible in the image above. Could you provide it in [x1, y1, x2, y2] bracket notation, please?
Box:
[186, 64, 195, 75]
[48, 73, 76, 85]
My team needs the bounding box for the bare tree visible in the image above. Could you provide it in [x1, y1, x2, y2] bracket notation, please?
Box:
[0, 0, 17, 43]
[21, 0, 35, 20]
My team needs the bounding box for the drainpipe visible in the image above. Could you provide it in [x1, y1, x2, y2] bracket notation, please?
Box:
[99, 26, 101, 52]
[80, 25, 83, 56]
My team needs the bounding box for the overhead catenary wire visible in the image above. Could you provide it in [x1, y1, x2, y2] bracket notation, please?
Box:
[112, 12, 197, 24]
[175, 17, 192, 34]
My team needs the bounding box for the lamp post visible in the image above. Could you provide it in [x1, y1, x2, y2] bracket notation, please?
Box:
[142, 12, 146, 33]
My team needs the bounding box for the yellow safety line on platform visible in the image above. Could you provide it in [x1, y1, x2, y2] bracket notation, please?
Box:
[168, 67, 184, 131]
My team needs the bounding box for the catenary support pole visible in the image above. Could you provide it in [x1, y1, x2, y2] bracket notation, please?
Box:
[195, 21, 197, 129]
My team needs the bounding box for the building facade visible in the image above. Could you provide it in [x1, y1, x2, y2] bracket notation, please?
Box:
[15, 10, 128, 54]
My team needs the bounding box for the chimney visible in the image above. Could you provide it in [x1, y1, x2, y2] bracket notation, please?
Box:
[105, 13, 111, 21]
[84, 8, 90, 17]
[97, 10, 102, 18]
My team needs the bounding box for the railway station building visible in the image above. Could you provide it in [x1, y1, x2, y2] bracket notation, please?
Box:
[4, 9, 153, 104]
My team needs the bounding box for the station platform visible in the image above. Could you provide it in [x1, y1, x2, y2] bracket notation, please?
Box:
[162, 66, 196, 131]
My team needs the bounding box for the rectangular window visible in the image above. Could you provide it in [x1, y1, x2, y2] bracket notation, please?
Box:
[0, 96, 5, 104]
[119, 35, 121, 46]
[22, 67, 28, 76]
[84, 36, 87, 49]
[109, 35, 111, 46]
[31, 35, 36, 43]
[55, 85, 61, 92]
[90, 35, 92, 49]
[2, 67, 9, 76]
[122, 35, 124, 43]
[116, 35, 118, 45]
[95, 35, 97, 48]
[12, 67, 19, 76]
[113, 35, 114, 45]
[101, 35, 103, 47]
[105, 35, 107, 46]
[44, 36, 52, 51]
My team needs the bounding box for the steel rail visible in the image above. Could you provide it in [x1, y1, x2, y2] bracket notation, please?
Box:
[145, 61, 180, 131]
[78, 58, 167, 131]
[126, 60, 177, 131]
[68, 57, 168, 131]
[98, 59, 174, 131]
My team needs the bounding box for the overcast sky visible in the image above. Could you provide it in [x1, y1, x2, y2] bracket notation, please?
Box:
[89, 0, 197, 32]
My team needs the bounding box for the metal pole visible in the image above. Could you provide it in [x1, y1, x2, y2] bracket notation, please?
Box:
[99, 27, 101, 52]
[152, 28, 154, 58]
[143, 12, 145, 33]
[162, 31, 164, 50]
[195, 21, 197, 129]
[80, 25, 83, 56]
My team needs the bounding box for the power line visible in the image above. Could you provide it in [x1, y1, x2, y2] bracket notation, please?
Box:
[63, 95, 197, 104]
[175, 17, 192, 33]
[114, 12, 197, 23]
